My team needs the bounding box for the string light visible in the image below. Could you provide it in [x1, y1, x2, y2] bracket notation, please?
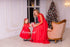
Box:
[65, 0, 70, 7]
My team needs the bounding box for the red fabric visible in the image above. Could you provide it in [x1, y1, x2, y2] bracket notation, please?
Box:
[20, 23, 31, 39]
[31, 13, 50, 44]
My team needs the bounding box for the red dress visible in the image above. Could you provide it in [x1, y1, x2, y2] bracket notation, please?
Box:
[20, 23, 31, 39]
[31, 13, 50, 44]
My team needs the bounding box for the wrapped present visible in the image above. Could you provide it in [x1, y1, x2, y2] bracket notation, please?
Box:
[31, 22, 35, 27]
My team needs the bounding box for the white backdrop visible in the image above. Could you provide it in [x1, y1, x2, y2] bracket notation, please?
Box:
[0, 0, 27, 39]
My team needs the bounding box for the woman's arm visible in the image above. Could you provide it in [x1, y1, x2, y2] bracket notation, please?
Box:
[34, 15, 43, 27]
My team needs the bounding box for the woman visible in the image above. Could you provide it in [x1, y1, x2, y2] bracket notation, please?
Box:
[31, 9, 50, 44]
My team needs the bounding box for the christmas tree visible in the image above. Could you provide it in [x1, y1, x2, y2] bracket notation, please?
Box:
[46, 1, 58, 29]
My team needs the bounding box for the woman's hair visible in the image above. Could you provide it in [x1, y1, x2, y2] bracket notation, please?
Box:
[33, 9, 39, 14]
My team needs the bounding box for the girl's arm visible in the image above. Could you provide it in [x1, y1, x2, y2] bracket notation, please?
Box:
[28, 23, 32, 27]
[29, 24, 32, 27]
[34, 15, 43, 27]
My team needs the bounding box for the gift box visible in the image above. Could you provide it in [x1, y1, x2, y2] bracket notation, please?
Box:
[31, 22, 35, 27]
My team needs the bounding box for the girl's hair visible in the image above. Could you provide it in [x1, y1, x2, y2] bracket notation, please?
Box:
[33, 9, 39, 14]
[24, 20, 25, 24]
[24, 18, 28, 24]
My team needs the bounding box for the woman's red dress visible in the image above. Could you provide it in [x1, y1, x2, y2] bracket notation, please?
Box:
[31, 13, 50, 44]
[20, 23, 31, 39]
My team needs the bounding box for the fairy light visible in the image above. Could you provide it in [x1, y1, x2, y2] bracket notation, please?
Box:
[64, 1, 70, 7]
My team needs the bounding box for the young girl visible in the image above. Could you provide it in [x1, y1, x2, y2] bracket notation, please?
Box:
[20, 18, 31, 41]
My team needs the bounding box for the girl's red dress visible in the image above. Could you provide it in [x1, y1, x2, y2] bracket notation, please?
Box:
[31, 13, 50, 44]
[20, 23, 31, 39]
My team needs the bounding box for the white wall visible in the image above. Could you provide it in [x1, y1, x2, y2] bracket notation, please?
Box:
[40, 0, 50, 18]
[40, 0, 70, 28]
[0, 0, 27, 39]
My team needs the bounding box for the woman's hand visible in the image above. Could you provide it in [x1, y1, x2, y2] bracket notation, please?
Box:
[33, 24, 37, 27]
